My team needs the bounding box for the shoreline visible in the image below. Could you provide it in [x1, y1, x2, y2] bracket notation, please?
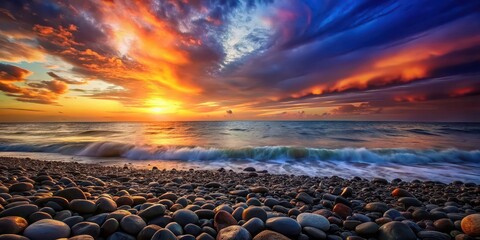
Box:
[0, 157, 479, 239]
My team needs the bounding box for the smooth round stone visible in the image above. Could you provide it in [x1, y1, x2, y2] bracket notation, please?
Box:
[151, 229, 177, 240]
[70, 199, 97, 214]
[263, 198, 280, 208]
[159, 192, 178, 201]
[165, 222, 183, 235]
[266, 217, 301, 238]
[333, 203, 352, 219]
[217, 225, 251, 240]
[215, 210, 238, 231]
[55, 187, 86, 201]
[355, 222, 379, 236]
[71, 222, 101, 238]
[378, 222, 416, 240]
[63, 216, 84, 228]
[115, 196, 133, 207]
[0, 204, 38, 218]
[242, 217, 265, 236]
[107, 210, 131, 222]
[184, 223, 202, 236]
[29, 211, 52, 223]
[172, 209, 199, 227]
[344, 220, 361, 230]
[96, 197, 117, 213]
[391, 188, 414, 198]
[197, 232, 215, 240]
[250, 187, 269, 194]
[0, 234, 29, 240]
[69, 235, 95, 240]
[397, 197, 421, 208]
[9, 183, 33, 192]
[364, 202, 389, 213]
[137, 224, 161, 240]
[295, 192, 314, 204]
[383, 209, 402, 219]
[461, 214, 480, 237]
[0, 216, 28, 234]
[54, 210, 72, 221]
[417, 231, 451, 240]
[106, 232, 136, 240]
[120, 215, 146, 235]
[242, 207, 267, 222]
[24, 219, 71, 240]
[138, 204, 166, 220]
[252, 230, 290, 240]
[195, 209, 215, 219]
[434, 218, 454, 232]
[297, 213, 329, 231]
[303, 227, 326, 240]
[100, 217, 119, 237]
[87, 213, 109, 226]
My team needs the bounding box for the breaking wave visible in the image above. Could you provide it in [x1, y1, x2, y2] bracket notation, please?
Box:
[1, 141, 479, 164]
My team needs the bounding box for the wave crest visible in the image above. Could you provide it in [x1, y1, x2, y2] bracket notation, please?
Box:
[75, 141, 480, 164]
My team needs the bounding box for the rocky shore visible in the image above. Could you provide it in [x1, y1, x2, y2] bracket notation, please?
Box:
[0, 157, 479, 240]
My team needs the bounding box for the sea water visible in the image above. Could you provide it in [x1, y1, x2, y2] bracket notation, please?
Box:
[0, 121, 479, 183]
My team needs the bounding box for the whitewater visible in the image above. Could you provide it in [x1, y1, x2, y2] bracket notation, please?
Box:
[0, 121, 479, 183]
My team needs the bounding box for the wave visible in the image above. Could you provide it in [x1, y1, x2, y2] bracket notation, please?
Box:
[1, 141, 479, 165]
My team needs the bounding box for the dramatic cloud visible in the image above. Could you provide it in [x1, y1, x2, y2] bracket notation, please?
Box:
[0, 0, 479, 120]
[0, 63, 31, 81]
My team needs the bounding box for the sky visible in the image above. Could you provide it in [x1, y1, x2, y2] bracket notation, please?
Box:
[0, 0, 479, 122]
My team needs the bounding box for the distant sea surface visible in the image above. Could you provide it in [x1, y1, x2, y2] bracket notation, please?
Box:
[0, 121, 479, 183]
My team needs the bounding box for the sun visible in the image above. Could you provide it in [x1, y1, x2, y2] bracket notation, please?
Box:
[150, 107, 163, 113]
[146, 98, 179, 114]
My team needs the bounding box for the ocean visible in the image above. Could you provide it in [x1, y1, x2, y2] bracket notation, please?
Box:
[0, 121, 479, 183]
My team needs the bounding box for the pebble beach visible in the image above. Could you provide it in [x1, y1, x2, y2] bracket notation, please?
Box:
[0, 157, 479, 240]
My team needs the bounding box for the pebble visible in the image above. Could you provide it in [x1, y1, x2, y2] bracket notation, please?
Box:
[107, 232, 136, 240]
[100, 218, 119, 237]
[0, 234, 29, 240]
[417, 230, 451, 240]
[242, 217, 265, 236]
[0, 158, 478, 240]
[217, 225, 251, 240]
[215, 210, 238, 231]
[151, 229, 178, 240]
[242, 206, 267, 222]
[0, 204, 38, 219]
[8, 183, 33, 193]
[172, 209, 199, 227]
[364, 202, 389, 213]
[71, 222, 101, 238]
[55, 187, 86, 201]
[69, 199, 97, 214]
[297, 213, 330, 231]
[461, 214, 480, 237]
[120, 215, 146, 235]
[253, 230, 289, 240]
[96, 197, 117, 213]
[266, 217, 301, 238]
[391, 188, 414, 198]
[23, 219, 71, 240]
[0, 216, 28, 234]
[296, 192, 314, 204]
[137, 224, 161, 240]
[378, 222, 416, 240]
[333, 203, 352, 219]
[355, 222, 379, 236]
[138, 204, 166, 220]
